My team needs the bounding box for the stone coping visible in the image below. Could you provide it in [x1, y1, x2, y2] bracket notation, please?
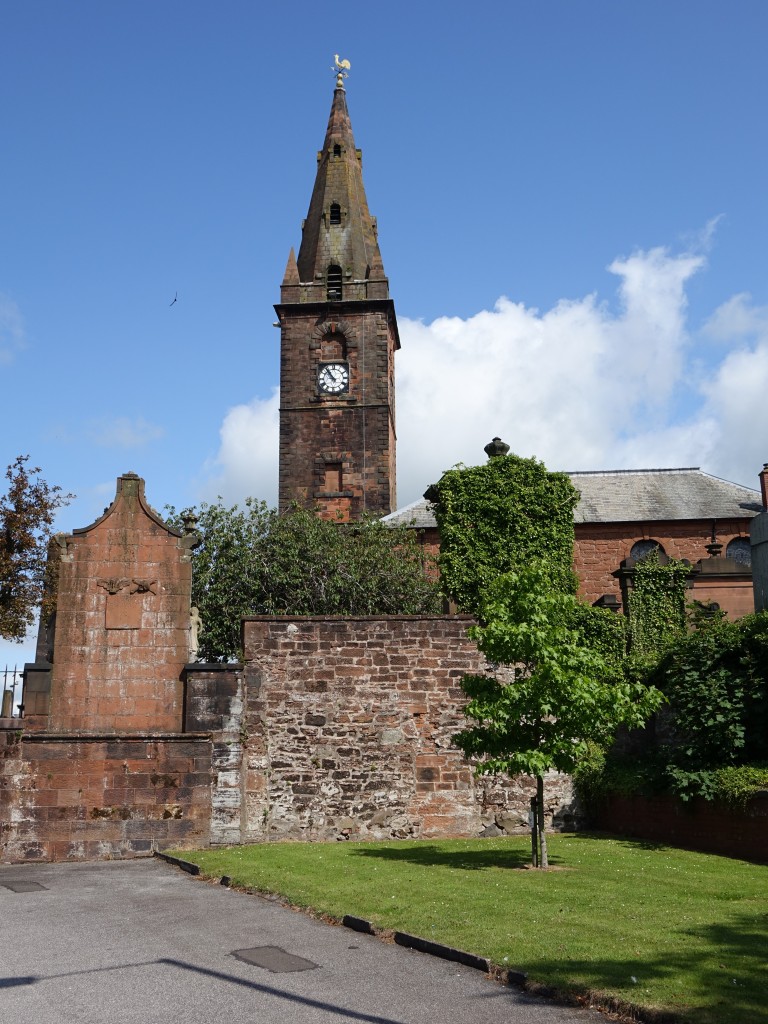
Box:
[241, 613, 474, 623]
[183, 662, 243, 672]
[13, 731, 212, 742]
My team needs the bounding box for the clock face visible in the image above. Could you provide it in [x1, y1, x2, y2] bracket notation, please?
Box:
[318, 362, 349, 394]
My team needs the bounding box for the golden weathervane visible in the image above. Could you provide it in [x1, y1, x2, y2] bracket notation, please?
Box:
[332, 54, 351, 88]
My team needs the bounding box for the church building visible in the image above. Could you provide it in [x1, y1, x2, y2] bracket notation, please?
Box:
[4, 67, 765, 863]
[276, 74, 762, 619]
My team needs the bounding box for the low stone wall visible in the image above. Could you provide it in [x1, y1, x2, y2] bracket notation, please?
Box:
[593, 792, 768, 864]
[0, 729, 212, 863]
[1, 617, 587, 860]
[239, 615, 580, 843]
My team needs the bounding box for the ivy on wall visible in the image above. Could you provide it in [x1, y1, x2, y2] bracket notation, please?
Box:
[427, 453, 579, 616]
[627, 550, 689, 660]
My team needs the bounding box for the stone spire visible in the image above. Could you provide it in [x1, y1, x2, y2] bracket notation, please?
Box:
[276, 70, 399, 521]
[284, 82, 389, 303]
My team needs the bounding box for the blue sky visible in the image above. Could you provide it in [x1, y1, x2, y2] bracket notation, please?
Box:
[2, 0, 768, 666]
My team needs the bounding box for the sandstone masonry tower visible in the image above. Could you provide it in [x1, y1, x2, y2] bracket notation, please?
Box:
[276, 74, 399, 520]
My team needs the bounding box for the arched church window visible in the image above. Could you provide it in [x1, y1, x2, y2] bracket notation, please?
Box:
[327, 265, 342, 301]
[726, 537, 752, 566]
[330, 203, 341, 225]
[630, 540, 665, 563]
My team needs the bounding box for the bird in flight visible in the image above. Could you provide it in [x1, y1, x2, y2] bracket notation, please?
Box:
[170, 292, 178, 306]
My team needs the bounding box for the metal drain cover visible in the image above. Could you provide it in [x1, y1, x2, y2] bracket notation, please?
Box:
[1, 881, 48, 893]
[231, 946, 318, 973]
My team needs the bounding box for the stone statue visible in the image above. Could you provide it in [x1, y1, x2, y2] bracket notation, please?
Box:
[189, 606, 203, 661]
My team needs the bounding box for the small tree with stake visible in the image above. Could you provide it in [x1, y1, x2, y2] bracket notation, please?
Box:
[428, 441, 656, 865]
[453, 563, 662, 868]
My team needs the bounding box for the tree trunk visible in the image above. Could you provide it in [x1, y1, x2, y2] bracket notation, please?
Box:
[529, 795, 538, 868]
[536, 774, 549, 869]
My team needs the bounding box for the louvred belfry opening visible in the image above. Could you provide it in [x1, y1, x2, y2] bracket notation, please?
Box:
[326, 264, 343, 300]
[276, 70, 400, 520]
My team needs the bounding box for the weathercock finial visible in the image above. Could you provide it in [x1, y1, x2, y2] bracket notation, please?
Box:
[332, 54, 351, 88]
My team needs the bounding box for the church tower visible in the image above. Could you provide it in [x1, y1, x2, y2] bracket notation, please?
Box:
[276, 71, 399, 520]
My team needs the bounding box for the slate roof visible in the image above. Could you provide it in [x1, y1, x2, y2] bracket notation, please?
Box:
[383, 469, 762, 528]
[383, 498, 441, 529]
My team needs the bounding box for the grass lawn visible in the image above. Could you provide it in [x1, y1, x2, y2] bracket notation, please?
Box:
[168, 834, 768, 1024]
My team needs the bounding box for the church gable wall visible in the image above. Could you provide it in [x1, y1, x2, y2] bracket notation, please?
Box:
[48, 474, 195, 734]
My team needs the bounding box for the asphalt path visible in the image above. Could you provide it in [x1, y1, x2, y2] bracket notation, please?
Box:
[0, 858, 604, 1024]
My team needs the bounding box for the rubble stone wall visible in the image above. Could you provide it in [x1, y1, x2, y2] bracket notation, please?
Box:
[239, 615, 580, 843]
[183, 664, 244, 845]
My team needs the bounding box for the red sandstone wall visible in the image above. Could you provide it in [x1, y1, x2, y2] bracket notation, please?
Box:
[240, 615, 579, 843]
[593, 792, 768, 864]
[48, 474, 196, 733]
[0, 729, 211, 863]
[574, 519, 752, 613]
[278, 312, 397, 518]
[687, 574, 755, 619]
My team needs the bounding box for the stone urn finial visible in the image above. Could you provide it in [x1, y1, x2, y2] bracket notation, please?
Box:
[706, 522, 723, 559]
[181, 510, 199, 536]
[484, 437, 510, 459]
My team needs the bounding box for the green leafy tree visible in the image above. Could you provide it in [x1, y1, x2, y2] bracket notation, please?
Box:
[426, 451, 579, 616]
[166, 500, 440, 661]
[454, 564, 662, 867]
[0, 456, 72, 641]
[653, 611, 768, 771]
[576, 612, 768, 807]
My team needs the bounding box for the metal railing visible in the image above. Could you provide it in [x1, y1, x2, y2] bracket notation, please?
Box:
[2, 665, 22, 718]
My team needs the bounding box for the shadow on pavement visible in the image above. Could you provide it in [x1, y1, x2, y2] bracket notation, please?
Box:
[1, 956, 410, 1024]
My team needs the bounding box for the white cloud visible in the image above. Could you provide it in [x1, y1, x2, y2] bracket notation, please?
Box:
[604, 247, 703, 405]
[696, 313, 768, 484]
[203, 238, 766, 511]
[88, 417, 165, 448]
[201, 389, 280, 504]
[395, 243, 709, 504]
[0, 293, 26, 365]
[702, 293, 768, 343]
